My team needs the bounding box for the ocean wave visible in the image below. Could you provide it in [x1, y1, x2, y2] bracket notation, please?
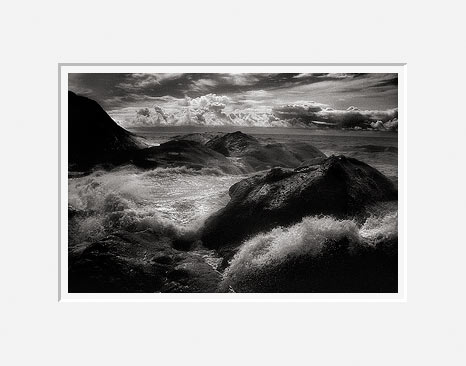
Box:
[68, 166, 244, 245]
[222, 209, 398, 292]
[139, 165, 230, 178]
[68, 194, 192, 245]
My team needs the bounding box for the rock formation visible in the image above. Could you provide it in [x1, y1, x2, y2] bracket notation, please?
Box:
[68, 91, 146, 170]
[201, 155, 397, 249]
[205, 131, 326, 171]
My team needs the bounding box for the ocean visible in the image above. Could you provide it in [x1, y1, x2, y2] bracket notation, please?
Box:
[68, 127, 398, 292]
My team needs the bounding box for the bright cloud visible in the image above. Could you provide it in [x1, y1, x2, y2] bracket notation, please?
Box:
[71, 72, 399, 131]
[114, 95, 398, 130]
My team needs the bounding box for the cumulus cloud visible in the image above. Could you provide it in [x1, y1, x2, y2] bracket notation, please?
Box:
[121, 94, 232, 127]
[181, 94, 231, 124]
[370, 118, 398, 131]
[228, 109, 290, 128]
[176, 94, 286, 127]
[137, 108, 150, 117]
[130, 107, 168, 126]
[184, 94, 230, 110]
[116, 95, 398, 131]
[153, 106, 168, 122]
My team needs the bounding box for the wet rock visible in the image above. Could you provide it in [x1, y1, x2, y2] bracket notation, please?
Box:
[205, 131, 327, 171]
[68, 231, 223, 293]
[201, 155, 397, 250]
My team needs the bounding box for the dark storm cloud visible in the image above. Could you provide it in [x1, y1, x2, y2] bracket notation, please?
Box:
[273, 102, 398, 129]
[370, 76, 398, 88]
[70, 72, 397, 110]
[115, 73, 312, 97]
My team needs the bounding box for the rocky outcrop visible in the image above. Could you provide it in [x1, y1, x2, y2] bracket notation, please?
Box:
[201, 155, 397, 249]
[205, 131, 326, 171]
[132, 131, 326, 174]
[132, 139, 244, 174]
[68, 231, 222, 293]
[68, 91, 145, 170]
[205, 131, 260, 156]
[171, 132, 225, 145]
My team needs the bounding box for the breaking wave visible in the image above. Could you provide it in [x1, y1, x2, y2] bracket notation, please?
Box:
[68, 166, 245, 245]
[222, 208, 398, 292]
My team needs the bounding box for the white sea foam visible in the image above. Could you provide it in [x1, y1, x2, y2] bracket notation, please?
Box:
[68, 166, 245, 245]
[222, 210, 398, 289]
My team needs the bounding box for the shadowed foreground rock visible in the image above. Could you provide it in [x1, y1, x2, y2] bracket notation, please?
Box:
[68, 231, 222, 293]
[201, 155, 397, 250]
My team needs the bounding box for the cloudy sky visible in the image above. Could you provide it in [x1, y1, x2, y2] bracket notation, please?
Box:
[69, 73, 398, 130]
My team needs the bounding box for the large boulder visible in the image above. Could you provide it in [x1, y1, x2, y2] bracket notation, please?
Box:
[68, 91, 145, 170]
[205, 131, 260, 156]
[201, 155, 397, 249]
[205, 131, 326, 171]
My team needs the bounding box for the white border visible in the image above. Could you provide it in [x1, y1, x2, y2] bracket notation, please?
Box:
[59, 64, 407, 302]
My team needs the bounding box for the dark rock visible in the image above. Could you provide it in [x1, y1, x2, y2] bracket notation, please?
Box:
[68, 205, 83, 219]
[206, 131, 260, 157]
[132, 139, 244, 174]
[171, 132, 225, 145]
[68, 91, 145, 170]
[68, 231, 222, 293]
[205, 131, 326, 171]
[201, 155, 397, 249]
[144, 132, 326, 174]
[150, 254, 174, 265]
[221, 237, 398, 293]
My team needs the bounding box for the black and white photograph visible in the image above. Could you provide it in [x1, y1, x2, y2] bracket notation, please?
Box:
[65, 69, 401, 294]
[5, 1, 466, 365]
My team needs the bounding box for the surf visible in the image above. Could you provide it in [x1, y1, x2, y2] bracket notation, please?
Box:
[221, 208, 398, 293]
[68, 165, 246, 246]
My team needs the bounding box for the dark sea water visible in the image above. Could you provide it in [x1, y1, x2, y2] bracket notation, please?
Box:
[69, 127, 398, 292]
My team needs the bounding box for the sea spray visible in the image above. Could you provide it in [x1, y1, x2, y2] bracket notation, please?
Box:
[68, 165, 247, 245]
[222, 209, 398, 292]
